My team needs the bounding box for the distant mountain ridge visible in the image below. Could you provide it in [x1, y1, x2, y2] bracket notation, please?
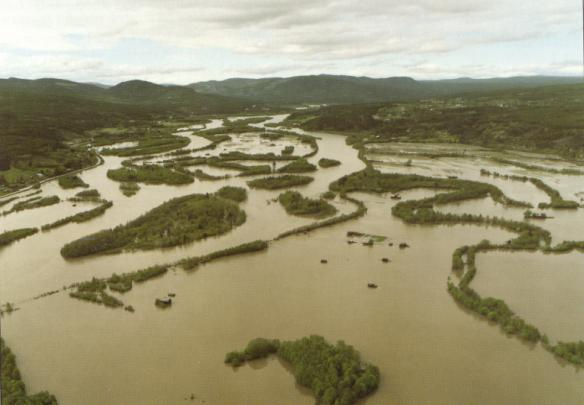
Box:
[190, 74, 583, 104]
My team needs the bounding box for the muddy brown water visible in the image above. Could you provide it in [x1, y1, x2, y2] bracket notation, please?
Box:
[2, 117, 584, 404]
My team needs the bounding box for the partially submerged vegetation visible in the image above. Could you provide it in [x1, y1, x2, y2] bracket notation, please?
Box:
[0, 228, 38, 247]
[41, 201, 113, 231]
[278, 191, 337, 218]
[277, 158, 317, 173]
[1, 337, 58, 405]
[107, 165, 193, 185]
[2, 195, 60, 216]
[100, 135, 190, 157]
[225, 335, 379, 405]
[61, 193, 246, 258]
[216, 186, 247, 202]
[318, 158, 341, 168]
[247, 175, 314, 190]
[57, 174, 89, 189]
[119, 182, 140, 197]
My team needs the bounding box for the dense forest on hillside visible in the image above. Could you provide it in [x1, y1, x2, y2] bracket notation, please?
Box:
[0, 78, 256, 193]
[287, 83, 584, 159]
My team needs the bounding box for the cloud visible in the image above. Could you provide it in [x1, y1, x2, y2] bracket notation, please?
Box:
[0, 0, 581, 82]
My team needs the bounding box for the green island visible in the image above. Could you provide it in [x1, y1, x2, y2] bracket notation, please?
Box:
[0, 228, 39, 247]
[1, 337, 58, 405]
[41, 201, 113, 231]
[107, 165, 194, 185]
[119, 182, 141, 196]
[60, 192, 246, 258]
[73, 189, 100, 200]
[318, 158, 341, 168]
[216, 186, 247, 202]
[225, 335, 379, 405]
[277, 158, 317, 173]
[57, 174, 89, 189]
[192, 169, 228, 181]
[247, 175, 314, 190]
[278, 190, 337, 218]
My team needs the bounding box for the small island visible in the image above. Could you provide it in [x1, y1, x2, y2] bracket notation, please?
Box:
[225, 335, 379, 405]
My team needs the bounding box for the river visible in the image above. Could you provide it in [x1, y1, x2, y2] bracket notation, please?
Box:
[1, 116, 584, 404]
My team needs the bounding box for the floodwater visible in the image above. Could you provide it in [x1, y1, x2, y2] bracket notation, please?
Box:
[1, 117, 584, 404]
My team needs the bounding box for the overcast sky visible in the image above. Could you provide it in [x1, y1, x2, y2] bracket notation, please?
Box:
[1, 0, 582, 84]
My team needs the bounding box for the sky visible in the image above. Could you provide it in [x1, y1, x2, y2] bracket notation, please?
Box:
[0, 0, 582, 84]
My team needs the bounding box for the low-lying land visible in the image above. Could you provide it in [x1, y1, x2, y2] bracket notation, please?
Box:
[42, 201, 114, 231]
[277, 158, 317, 173]
[318, 158, 341, 168]
[60, 192, 246, 258]
[107, 166, 193, 185]
[278, 190, 337, 218]
[247, 175, 314, 190]
[2, 195, 60, 216]
[216, 186, 247, 202]
[0, 228, 39, 247]
[225, 335, 379, 405]
[58, 174, 89, 189]
[119, 182, 140, 196]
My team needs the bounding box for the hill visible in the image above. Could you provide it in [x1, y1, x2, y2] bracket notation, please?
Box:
[191, 74, 582, 105]
[286, 82, 584, 159]
[0, 78, 255, 190]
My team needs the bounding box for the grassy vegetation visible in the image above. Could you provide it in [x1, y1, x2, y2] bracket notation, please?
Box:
[0, 228, 38, 247]
[57, 174, 88, 189]
[278, 191, 337, 218]
[41, 201, 113, 231]
[247, 175, 314, 190]
[61, 193, 246, 258]
[318, 158, 341, 168]
[1, 337, 58, 405]
[0, 196, 19, 207]
[207, 160, 272, 176]
[3, 196, 60, 216]
[107, 165, 193, 185]
[225, 335, 379, 405]
[277, 158, 317, 173]
[119, 182, 140, 196]
[216, 186, 247, 202]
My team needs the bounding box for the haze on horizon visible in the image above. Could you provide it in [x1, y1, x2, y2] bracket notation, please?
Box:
[0, 0, 582, 85]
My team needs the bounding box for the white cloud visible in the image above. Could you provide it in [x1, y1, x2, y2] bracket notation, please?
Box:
[0, 0, 580, 82]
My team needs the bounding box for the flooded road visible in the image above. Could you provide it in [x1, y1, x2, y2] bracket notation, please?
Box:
[2, 117, 584, 404]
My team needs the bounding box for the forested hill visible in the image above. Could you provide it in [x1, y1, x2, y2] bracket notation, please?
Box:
[0, 78, 255, 173]
[191, 74, 582, 105]
[286, 82, 584, 159]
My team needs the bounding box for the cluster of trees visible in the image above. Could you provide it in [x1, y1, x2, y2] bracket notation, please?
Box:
[119, 182, 140, 197]
[216, 186, 247, 202]
[226, 335, 379, 405]
[276, 194, 366, 240]
[107, 165, 194, 185]
[277, 158, 317, 173]
[318, 158, 341, 168]
[74, 189, 100, 200]
[179, 240, 268, 270]
[247, 175, 314, 190]
[61, 193, 246, 258]
[278, 190, 337, 218]
[207, 159, 271, 177]
[1, 338, 58, 405]
[0, 228, 38, 247]
[41, 201, 113, 231]
[57, 174, 88, 189]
